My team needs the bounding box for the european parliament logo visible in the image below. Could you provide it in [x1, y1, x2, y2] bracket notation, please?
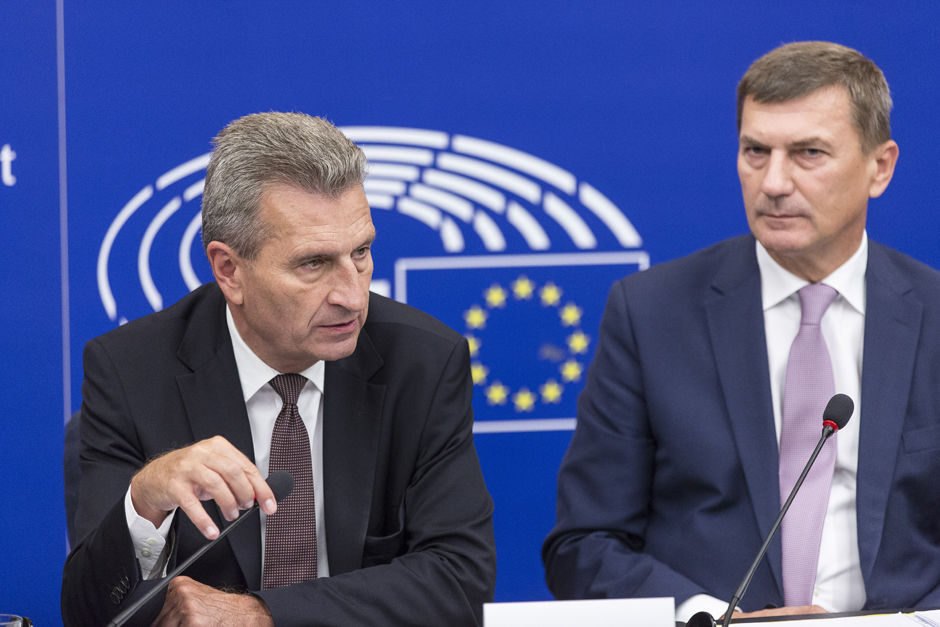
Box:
[96, 126, 649, 431]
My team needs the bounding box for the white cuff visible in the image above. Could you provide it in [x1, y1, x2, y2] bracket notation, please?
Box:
[124, 487, 177, 579]
[676, 594, 737, 624]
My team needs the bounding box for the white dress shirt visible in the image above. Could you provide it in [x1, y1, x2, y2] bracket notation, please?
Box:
[125, 304, 330, 580]
[676, 233, 868, 621]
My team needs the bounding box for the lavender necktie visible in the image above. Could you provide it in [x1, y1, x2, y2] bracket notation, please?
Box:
[263, 373, 317, 589]
[779, 283, 839, 607]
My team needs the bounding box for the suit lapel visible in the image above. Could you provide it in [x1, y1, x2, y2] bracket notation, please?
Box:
[857, 243, 922, 582]
[704, 236, 783, 596]
[175, 286, 262, 589]
[323, 326, 385, 575]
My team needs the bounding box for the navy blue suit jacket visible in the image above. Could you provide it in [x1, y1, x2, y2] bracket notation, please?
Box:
[543, 234, 940, 612]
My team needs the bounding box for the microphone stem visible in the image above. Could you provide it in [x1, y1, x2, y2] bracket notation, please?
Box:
[720, 425, 835, 627]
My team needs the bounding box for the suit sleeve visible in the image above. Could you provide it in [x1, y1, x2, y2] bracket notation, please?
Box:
[61, 337, 160, 627]
[542, 280, 708, 605]
[257, 338, 497, 627]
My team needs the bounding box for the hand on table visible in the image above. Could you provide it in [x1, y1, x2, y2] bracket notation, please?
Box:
[729, 605, 828, 620]
[130, 435, 276, 539]
[151, 576, 273, 627]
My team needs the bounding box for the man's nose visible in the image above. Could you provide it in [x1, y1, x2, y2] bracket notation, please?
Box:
[327, 259, 368, 311]
[760, 151, 795, 198]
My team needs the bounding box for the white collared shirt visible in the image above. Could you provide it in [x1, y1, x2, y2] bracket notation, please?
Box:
[125, 304, 330, 580]
[676, 233, 868, 621]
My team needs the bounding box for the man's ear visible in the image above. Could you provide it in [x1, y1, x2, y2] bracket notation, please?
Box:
[868, 139, 899, 199]
[206, 241, 245, 305]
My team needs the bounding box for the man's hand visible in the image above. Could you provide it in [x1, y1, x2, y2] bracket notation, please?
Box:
[730, 605, 828, 620]
[151, 576, 273, 627]
[130, 435, 276, 538]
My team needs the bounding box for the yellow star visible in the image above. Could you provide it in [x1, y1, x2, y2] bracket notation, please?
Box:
[540, 281, 562, 307]
[567, 331, 590, 354]
[470, 362, 489, 385]
[511, 275, 535, 300]
[513, 388, 536, 412]
[463, 305, 488, 330]
[484, 284, 508, 309]
[465, 334, 481, 358]
[560, 359, 584, 383]
[540, 379, 564, 404]
[559, 302, 583, 327]
[484, 381, 509, 405]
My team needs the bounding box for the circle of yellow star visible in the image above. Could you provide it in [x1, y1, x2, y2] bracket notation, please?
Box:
[560, 359, 584, 383]
[540, 379, 564, 404]
[567, 331, 590, 354]
[470, 362, 489, 385]
[463, 305, 488, 330]
[511, 275, 535, 300]
[484, 284, 508, 309]
[464, 334, 481, 358]
[484, 381, 510, 405]
[513, 388, 536, 412]
[540, 282, 562, 307]
[560, 302, 583, 327]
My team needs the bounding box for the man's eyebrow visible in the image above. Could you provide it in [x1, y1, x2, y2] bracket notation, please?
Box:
[739, 135, 767, 147]
[789, 137, 833, 150]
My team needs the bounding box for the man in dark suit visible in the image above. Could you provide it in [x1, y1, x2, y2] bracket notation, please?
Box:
[62, 112, 496, 626]
[544, 42, 940, 622]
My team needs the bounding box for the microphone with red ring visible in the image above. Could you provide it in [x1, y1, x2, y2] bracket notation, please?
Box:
[686, 393, 854, 627]
[106, 470, 295, 627]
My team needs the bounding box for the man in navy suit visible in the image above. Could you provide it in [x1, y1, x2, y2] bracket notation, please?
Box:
[544, 41, 940, 622]
[62, 113, 496, 626]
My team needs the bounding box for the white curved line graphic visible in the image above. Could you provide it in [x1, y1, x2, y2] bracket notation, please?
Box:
[367, 163, 420, 181]
[408, 183, 474, 222]
[506, 201, 551, 250]
[183, 178, 205, 202]
[436, 153, 541, 204]
[98, 185, 154, 320]
[544, 192, 597, 249]
[364, 178, 407, 195]
[138, 196, 183, 311]
[472, 211, 506, 252]
[440, 217, 465, 252]
[451, 135, 576, 194]
[579, 182, 642, 247]
[156, 153, 210, 191]
[397, 197, 442, 229]
[421, 169, 506, 213]
[366, 194, 395, 210]
[180, 211, 203, 292]
[361, 145, 434, 165]
[341, 126, 449, 148]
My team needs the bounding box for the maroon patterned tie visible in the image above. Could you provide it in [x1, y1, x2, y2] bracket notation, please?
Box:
[779, 284, 838, 606]
[262, 373, 317, 589]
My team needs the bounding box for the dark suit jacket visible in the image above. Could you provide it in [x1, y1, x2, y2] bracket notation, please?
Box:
[61, 283, 496, 626]
[543, 234, 940, 612]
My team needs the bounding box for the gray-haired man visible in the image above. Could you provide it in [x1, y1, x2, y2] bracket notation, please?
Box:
[63, 113, 496, 627]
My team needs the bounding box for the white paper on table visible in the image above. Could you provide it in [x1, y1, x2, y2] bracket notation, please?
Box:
[732, 610, 940, 626]
[483, 597, 674, 627]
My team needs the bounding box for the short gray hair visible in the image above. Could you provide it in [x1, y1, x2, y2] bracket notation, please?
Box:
[201, 112, 367, 259]
[737, 41, 892, 154]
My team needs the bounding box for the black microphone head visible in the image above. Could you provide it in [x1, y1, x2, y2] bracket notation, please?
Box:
[267, 470, 294, 503]
[823, 393, 854, 430]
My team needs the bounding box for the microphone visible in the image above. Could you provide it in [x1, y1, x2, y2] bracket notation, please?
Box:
[106, 470, 294, 627]
[687, 394, 854, 627]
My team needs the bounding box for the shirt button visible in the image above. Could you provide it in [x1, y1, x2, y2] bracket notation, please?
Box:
[146, 538, 158, 545]
[814, 587, 821, 597]
[141, 548, 153, 558]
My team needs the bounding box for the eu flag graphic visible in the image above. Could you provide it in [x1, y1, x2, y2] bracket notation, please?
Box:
[396, 252, 649, 428]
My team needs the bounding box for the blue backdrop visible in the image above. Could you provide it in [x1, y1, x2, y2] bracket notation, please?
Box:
[2, 2, 939, 623]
